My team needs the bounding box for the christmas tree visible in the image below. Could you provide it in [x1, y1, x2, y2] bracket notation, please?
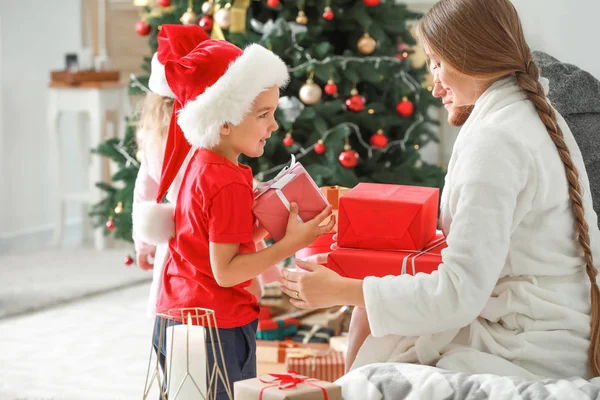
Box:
[91, 0, 443, 247]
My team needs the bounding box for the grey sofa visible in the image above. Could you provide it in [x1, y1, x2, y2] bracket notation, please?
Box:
[534, 51, 600, 223]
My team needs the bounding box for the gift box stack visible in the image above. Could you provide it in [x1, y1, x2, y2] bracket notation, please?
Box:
[252, 159, 349, 382]
[255, 306, 350, 382]
[327, 182, 446, 279]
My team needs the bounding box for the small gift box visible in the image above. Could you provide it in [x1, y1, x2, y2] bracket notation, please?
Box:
[320, 186, 351, 210]
[319, 186, 351, 233]
[234, 373, 342, 399]
[257, 340, 330, 364]
[338, 183, 439, 251]
[327, 233, 446, 279]
[253, 156, 329, 242]
[285, 349, 345, 383]
[294, 232, 334, 266]
[292, 325, 335, 344]
[257, 318, 300, 341]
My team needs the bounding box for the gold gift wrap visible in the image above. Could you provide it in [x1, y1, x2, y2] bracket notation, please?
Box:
[233, 373, 342, 400]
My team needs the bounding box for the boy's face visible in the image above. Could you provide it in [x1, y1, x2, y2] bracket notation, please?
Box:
[223, 85, 280, 158]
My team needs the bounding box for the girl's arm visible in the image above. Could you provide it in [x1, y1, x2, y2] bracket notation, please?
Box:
[132, 149, 159, 270]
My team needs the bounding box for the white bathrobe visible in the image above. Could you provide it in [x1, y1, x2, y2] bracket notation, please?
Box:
[354, 76, 600, 380]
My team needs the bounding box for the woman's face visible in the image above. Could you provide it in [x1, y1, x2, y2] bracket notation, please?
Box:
[425, 44, 491, 108]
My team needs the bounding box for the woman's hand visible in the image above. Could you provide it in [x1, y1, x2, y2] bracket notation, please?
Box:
[284, 203, 335, 250]
[280, 254, 353, 309]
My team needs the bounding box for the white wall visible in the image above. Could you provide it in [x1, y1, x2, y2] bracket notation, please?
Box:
[513, 0, 600, 80]
[0, 0, 84, 252]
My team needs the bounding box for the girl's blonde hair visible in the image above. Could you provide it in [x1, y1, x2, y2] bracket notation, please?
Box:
[136, 93, 174, 150]
[418, 0, 600, 376]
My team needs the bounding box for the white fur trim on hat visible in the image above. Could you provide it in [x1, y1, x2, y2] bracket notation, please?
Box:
[132, 201, 175, 245]
[148, 53, 176, 98]
[178, 44, 290, 149]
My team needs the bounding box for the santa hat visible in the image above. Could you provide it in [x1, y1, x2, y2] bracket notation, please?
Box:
[147, 24, 210, 98]
[133, 40, 289, 245]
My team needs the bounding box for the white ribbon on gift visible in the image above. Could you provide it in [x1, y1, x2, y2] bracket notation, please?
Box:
[254, 155, 303, 223]
[400, 235, 446, 275]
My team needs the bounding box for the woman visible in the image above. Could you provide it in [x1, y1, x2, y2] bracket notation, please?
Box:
[281, 0, 600, 380]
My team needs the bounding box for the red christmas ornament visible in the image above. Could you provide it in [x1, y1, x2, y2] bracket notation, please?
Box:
[135, 20, 151, 36]
[199, 15, 214, 32]
[362, 0, 381, 6]
[267, 0, 279, 7]
[314, 140, 326, 154]
[322, 7, 334, 20]
[157, 0, 171, 7]
[106, 218, 116, 231]
[339, 148, 360, 168]
[324, 79, 337, 95]
[370, 129, 388, 148]
[396, 97, 415, 117]
[283, 132, 294, 147]
[345, 94, 365, 112]
[124, 255, 134, 266]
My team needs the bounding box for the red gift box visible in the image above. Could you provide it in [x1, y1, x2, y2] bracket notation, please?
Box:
[253, 158, 329, 242]
[338, 183, 439, 251]
[327, 234, 446, 279]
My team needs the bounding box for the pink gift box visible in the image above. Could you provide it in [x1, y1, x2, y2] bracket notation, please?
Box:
[253, 158, 329, 242]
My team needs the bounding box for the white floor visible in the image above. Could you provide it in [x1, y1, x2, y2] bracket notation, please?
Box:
[0, 247, 151, 319]
[0, 283, 159, 400]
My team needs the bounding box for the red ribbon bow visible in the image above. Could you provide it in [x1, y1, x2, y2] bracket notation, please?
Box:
[259, 372, 328, 400]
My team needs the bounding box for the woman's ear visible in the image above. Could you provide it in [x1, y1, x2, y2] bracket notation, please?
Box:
[220, 122, 231, 136]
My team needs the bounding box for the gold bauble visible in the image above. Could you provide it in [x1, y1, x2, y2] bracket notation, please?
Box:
[114, 202, 124, 214]
[136, 150, 143, 162]
[299, 80, 322, 105]
[201, 1, 215, 16]
[180, 9, 198, 25]
[357, 33, 376, 55]
[295, 10, 308, 25]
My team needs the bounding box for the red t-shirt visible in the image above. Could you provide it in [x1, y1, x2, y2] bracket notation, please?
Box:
[156, 148, 259, 328]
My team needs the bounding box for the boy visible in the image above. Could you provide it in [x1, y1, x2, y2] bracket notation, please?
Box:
[134, 40, 334, 399]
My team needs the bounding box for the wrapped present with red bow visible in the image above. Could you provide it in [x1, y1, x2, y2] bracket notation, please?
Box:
[327, 232, 447, 279]
[338, 182, 439, 251]
[253, 156, 329, 242]
[257, 318, 300, 341]
[234, 372, 342, 400]
[285, 349, 345, 383]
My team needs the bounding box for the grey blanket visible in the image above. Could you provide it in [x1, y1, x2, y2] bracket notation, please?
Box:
[337, 363, 600, 399]
[534, 51, 600, 222]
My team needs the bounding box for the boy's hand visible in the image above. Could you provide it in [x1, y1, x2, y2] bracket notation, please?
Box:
[285, 203, 335, 249]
